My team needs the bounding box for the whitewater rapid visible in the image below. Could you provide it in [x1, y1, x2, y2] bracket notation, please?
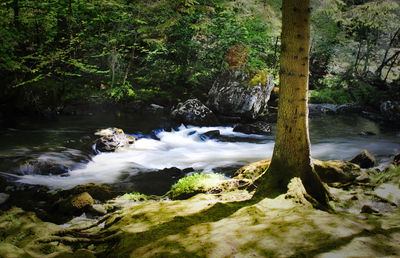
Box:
[13, 124, 400, 189]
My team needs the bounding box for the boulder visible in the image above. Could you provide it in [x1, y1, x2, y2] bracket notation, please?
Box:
[0, 193, 9, 205]
[207, 70, 274, 119]
[171, 99, 218, 126]
[16, 159, 68, 176]
[350, 150, 377, 169]
[336, 103, 365, 114]
[59, 183, 121, 202]
[233, 121, 272, 135]
[95, 127, 135, 152]
[200, 130, 221, 140]
[380, 101, 400, 124]
[145, 104, 166, 114]
[53, 192, 94, 216]
[313, 160, 362, 183]
[393, 153, 400, 166]
[308, 104, 337, 116]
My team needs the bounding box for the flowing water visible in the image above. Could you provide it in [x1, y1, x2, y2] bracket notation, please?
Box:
[1, 112, 399, 194]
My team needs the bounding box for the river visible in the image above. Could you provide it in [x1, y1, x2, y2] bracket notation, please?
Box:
[0, 111, 399, 195]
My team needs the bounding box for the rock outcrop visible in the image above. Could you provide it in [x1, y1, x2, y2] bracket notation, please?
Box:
[207, 70, 274, 119]
[171, 99, 218, 126]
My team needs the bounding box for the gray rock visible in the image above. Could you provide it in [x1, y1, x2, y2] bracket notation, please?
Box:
[207, 70, 274, 119]
[336, 103, 364, 114]
[171, 99, 218, 126]
[380, 101, 400, 123]
[146, 104, 165, 114]
[309, 103, 337, 116]
[0, 193, 10, 205]
[350, 150, 377, 169]
[233, 121, 272, 135]
[95, 128, 135, 153]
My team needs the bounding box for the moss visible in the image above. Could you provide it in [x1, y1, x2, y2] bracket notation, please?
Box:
[234, 159, 362, 184]
[248, 69, 269, 87]
[168, 173, 226, 200]
[0, 207, 71, 257]
[234, 159, 271, 180]
[118, 192, 149, 201]
[370, 165, 400, 185]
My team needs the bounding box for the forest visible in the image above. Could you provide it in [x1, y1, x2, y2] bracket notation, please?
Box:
[0, 0, 400, 257]
[0, 0, 399, 114]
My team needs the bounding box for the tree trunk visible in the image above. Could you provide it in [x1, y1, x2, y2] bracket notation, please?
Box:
[254, 0, 330, 208]
[13, 0, 19, 29]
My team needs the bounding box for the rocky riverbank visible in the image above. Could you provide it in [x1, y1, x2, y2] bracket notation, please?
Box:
[1, 153, 400, 257]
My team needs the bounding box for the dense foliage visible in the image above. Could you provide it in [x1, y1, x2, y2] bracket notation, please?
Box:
[0, 0, 399, 113]
[0, 0, 280, 112]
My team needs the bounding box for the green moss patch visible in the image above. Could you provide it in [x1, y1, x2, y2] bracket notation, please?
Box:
[168, 173, 226, 200]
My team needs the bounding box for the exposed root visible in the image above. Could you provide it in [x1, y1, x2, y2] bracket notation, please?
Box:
[55, 212, 121, 236]
[37, 230, 122, 245]
[364, 192, 398, 207]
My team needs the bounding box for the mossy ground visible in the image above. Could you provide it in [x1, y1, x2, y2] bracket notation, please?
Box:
[1, 162, 400, 257]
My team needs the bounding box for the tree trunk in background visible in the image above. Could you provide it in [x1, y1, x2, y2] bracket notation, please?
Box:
[254, 0, 330, 208]
[13, 0, 19, 28]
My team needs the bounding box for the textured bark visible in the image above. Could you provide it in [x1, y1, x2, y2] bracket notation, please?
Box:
[254, 0, 330, 208]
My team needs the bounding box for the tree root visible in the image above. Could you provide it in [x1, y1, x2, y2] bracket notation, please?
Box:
[37, 230, 122, 245]
[55, 211, 121, 236]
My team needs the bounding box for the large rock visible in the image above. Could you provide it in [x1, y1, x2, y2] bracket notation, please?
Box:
[207, 70, 274, 119]
[16, 159, 68, 176]
[336, 102, 365, 114]
[313, 160, 361, 183]
[308, 104, 337, 116]
[95, 128, 135, 153]
[171, 99, 218, 126]
[380, 101, 400, 124]
[350, 150, 377, 169]
[233, 121, 272, 135]
[53, 192, 94, 216]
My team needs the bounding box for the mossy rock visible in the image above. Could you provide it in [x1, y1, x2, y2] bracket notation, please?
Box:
[0, 207, 70, 257]
[60, 183, 121, 202]
[234, 159, 361, 184]
[53, 192, 94, 217]
[313, 160, 361, 183]
[234, 159, 271, 180]
[167, 173, 226, 200]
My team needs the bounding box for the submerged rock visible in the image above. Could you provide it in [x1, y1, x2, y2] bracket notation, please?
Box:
[95, 127, 135, 152]
[16, 159, 69, 175]
[233, 121, 271, 135]
[171, 99, 218, 126]
[207, 70, 274, 119]
[200, 130, 221, 140]
[350, 150, 377, 169]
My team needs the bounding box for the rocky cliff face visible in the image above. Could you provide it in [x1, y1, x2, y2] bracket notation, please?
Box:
[207, 70, 275, 120]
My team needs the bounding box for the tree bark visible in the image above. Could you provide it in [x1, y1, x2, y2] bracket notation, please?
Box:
[254, 0, 330, 208]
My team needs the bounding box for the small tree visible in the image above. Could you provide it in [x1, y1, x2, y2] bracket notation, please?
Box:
[254, 0, 331, 208]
